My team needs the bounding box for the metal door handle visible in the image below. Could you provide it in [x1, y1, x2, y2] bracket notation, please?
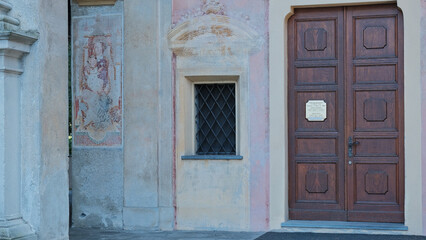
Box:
[348, 136, 360, 158]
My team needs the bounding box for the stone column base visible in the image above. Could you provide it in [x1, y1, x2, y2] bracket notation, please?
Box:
[0, 218, 36, 240]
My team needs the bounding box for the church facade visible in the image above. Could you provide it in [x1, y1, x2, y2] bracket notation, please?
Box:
[2, 0, 426, 239]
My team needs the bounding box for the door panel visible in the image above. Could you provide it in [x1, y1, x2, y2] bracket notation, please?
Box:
[354, 137, 397, 157]
[288, 4, 404, 223]
[354, 16, 397, 59]
[296, 20, 337, 60]
[297, 163, 338, 202]
[288, 7, 345, 220]
[295, 137, 337, 156]
[296, 67, 337, 85]
[354, 164, 398, 204]
[346, 5, 404, 222]
[354, 90, 397, 131]
[354, 65, 396, 84]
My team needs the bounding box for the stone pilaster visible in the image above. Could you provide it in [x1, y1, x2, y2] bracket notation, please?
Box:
[0, 1, 37, 239]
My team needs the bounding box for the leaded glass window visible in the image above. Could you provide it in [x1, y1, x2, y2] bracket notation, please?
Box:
[194, 83, 236, 155]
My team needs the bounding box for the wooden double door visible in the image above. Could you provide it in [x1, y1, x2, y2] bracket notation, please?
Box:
[288, 4, 404, 222]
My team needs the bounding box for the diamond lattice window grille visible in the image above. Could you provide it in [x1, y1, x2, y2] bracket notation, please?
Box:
[195, 83, 236, 155]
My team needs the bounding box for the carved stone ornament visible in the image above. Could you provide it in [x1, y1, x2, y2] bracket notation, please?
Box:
[168, 14, 262, 56]
[0, 0, 38, 61]
[76, 0, 117, 6]
[202, 0, 225, 15]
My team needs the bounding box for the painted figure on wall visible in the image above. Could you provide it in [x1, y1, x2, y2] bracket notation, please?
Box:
[73, 15, 122, 146]
[78, 35, 114, 131]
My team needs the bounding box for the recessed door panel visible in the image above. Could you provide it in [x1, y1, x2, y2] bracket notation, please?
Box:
[353, 137, 398, 157]
[296, 67, 337, 85]
[295, 137, 337, 157]
[296, 20, 337, 60]
[296, 163, 338, 203]
[354, 65, 397, 84]
[354, 16, 397, 59]
[354, 90, 397, 131]
[353, 163, 398, 204]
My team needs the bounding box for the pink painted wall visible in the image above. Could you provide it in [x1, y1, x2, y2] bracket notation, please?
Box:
[172, 0, 270, 231]
[421, 0, 426, 235]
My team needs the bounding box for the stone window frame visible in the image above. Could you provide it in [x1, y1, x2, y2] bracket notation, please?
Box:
[168, 14, 261, 162]
[180, 75, 244, 160]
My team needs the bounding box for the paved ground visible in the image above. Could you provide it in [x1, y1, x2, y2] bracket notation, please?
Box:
[70, 228, 426, 240]
[69, 228, 263, 240]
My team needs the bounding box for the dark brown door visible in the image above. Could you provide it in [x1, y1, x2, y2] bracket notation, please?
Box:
[288, 4, 404, 222]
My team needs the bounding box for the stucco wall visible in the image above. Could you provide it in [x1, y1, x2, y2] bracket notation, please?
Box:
[171, 0, 269, 231]
[9, 0, 69, 239]
[29, 0, 425, 235]
[71, 0, 174, 230]
[421, 0, 426, 235]
[71, 0, 124, 229]
[71, 0, 174, 231]
[123, 0, 173, 230]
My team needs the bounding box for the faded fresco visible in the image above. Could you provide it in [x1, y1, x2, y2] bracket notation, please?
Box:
[73, 15, 122, 146]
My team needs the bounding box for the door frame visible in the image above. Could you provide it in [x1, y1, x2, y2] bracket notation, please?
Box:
[269, 0, 422, 234]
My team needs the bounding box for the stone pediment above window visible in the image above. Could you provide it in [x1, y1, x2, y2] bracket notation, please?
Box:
[168, 14, 262, 56]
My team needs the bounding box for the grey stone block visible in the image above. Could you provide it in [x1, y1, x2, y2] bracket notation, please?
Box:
[72, 148, 123, 229]
[123, 207, 159, 230]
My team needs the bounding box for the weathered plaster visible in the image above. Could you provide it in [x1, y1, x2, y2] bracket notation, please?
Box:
[71, 0, 123, 16]
[172, 65, 251, 231]
[421, 0, 426, 235]
[157, 1, 175, 231]
[123, 0, 173, 230]
[72, 0, 173, 231]
[123, 0, 159, 228]
[71, 0, 124, 230]
[170, 0, 269, 231]
[247, 2, 269, 230]
[8, 0, 69, 239]
[72, 149, 123, 228]
[269, 0, 423, 235]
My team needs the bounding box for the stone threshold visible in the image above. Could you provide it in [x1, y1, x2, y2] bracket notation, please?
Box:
[281, 220, 408, 231]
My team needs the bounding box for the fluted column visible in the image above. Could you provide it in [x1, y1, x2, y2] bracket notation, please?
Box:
[0, 1, 37, 239]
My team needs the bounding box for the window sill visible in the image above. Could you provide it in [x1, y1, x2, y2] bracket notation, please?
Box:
[181, 155, 243, 160]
